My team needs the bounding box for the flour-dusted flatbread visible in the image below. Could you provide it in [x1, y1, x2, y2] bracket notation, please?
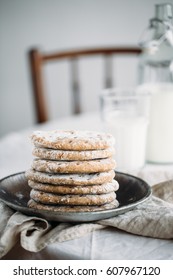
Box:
[32, 146, 115, 161]
[30, 189, 116, 205]
[28, 179, 119, 195]
[31, 158, 116, 174]
[28, 199, 119, 212]
[31, 130, 115, 150]
[25, 169, 115, 186]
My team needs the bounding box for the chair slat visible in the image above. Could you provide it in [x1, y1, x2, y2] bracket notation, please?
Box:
[70, 58, 81, 114]
[104, 54, 113, 88]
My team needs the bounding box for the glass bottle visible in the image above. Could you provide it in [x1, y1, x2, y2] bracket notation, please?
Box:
[138, 3, 173, 163]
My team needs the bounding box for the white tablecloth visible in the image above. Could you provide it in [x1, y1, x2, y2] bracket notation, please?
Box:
[1, 112, 173, 260]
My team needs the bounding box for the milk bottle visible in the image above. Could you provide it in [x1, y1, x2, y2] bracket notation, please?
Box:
[138, 3, 173, 163]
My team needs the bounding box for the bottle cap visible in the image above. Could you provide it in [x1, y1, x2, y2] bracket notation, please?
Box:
[139, 3, 173, 50]
[155, 3, 173, 21]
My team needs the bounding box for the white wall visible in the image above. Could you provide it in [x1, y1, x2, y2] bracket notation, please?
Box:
[0, 0, 169, 137]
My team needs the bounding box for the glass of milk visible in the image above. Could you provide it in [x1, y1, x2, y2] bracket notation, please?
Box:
[100, 88, 150, 172]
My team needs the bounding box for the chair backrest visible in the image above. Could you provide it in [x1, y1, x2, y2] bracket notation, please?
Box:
[29, 47, 141, 123]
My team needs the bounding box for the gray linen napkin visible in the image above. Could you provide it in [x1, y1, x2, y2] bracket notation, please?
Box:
[0, 180, 173, 258]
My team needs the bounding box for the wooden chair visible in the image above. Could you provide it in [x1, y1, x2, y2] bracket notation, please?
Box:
[29, 47, 141, 123]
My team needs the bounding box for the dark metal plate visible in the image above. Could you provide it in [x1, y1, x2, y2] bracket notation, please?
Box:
[0, 171, 151, 222]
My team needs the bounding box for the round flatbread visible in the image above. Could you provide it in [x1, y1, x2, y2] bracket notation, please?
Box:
[30, 189, 116, 205]
[31, 130, 115, 151]
[31, 158, 116, 174]
[28, 199, 119, 212]
[25, 169, 115, 186]
[28, 179, 119, 194]
[32, 146, 115, 161]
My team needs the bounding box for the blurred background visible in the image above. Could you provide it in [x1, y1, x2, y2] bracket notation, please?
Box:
[0, 0, 169, 137]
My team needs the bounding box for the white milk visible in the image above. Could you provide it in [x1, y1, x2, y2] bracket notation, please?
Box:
[104, 113, 148, 171]
[139, 83, 173, 163]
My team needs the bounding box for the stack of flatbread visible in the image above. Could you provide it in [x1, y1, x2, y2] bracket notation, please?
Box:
[25, 130, 119, 212]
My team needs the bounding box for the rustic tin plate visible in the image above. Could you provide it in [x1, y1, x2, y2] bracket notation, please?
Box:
[0, 171, 151, 222]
